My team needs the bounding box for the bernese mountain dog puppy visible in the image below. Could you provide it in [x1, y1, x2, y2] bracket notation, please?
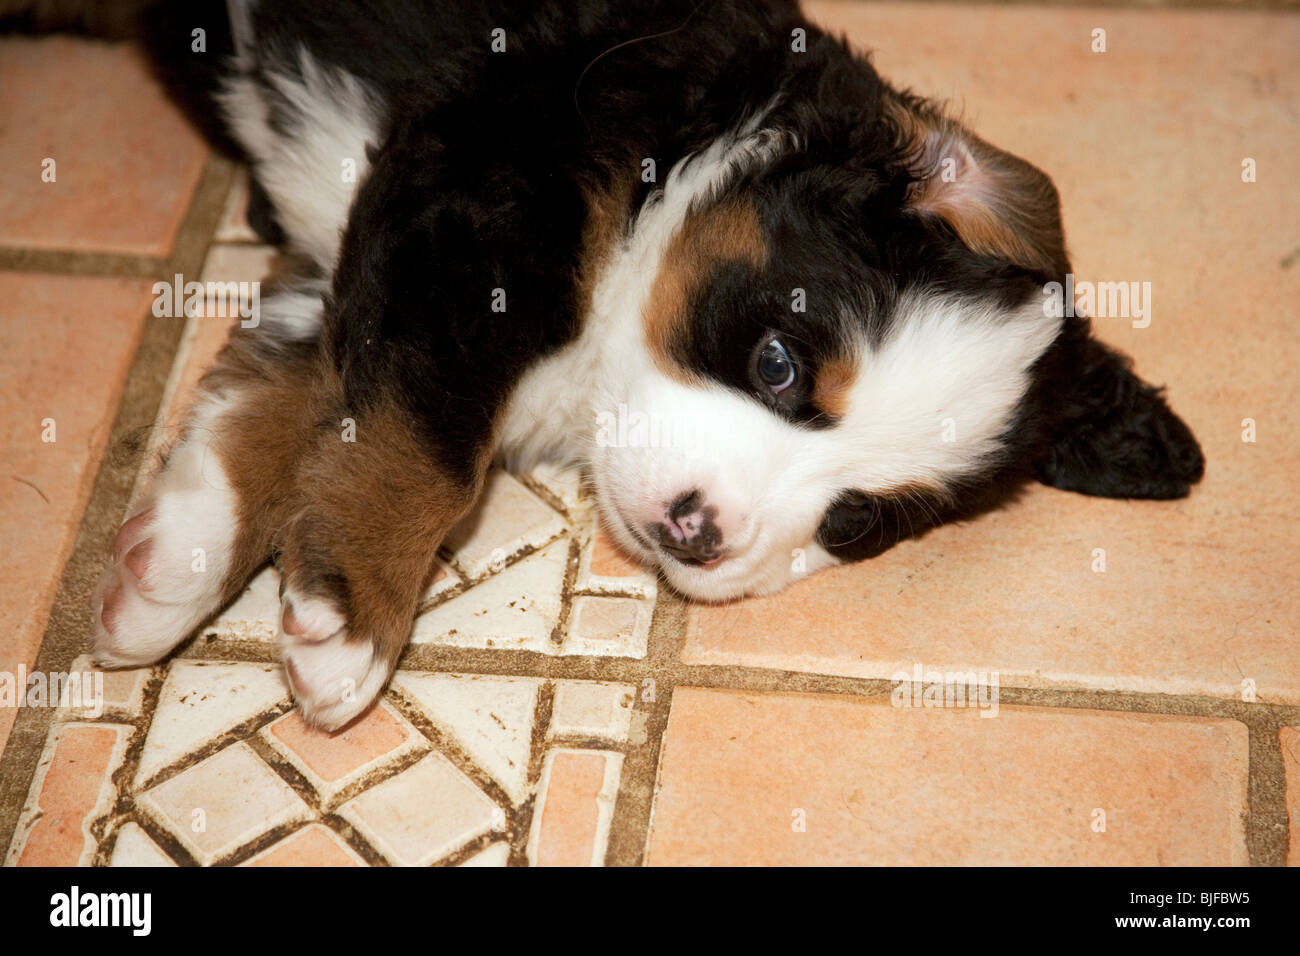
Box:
[92, 0, 1204, 728]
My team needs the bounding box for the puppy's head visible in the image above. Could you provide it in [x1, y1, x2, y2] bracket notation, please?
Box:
[590, 87, 1203, 602]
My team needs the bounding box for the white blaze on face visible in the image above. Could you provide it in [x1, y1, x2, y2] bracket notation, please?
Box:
[593, 361, 838, 600]
[595, 291, 1061, 601]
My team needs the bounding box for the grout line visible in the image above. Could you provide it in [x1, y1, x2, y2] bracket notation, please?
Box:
[512, 682, 556, 866]
[603, 589, 687, 866]
[128, 807, 202, 868]
[88, 664, 168, 867]
[0, 248, 166, 277]
[384, 687, 517, 812]
[319, 814, 391, 868]
[127, 307, 203, 504]
[549, 537, 584, 649]
[436, 830, 504, 867]
[168, 632, 1300, 727]
[212, 820, 312, 868]
[134, 705, 294, 795]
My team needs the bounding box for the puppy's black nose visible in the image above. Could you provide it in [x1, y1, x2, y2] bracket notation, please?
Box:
[653, 490, 724, 566]
[659, 535, 722, 565]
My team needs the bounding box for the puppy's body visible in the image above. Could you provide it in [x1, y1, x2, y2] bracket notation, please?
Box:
[91, 0, 1204, 727]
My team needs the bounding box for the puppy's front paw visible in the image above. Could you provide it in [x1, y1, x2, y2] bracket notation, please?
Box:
[277, 591, 392, 731]
[94, 504, 170, 667]
[93, 406, 246, 668]
[93, 496, 231, 667]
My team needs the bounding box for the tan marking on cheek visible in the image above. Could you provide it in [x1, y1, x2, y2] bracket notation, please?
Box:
[813, 354, 858, 419]
[643, 200, 768, 381]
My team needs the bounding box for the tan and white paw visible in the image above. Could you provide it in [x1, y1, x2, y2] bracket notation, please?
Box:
[277, 592, 390, 730]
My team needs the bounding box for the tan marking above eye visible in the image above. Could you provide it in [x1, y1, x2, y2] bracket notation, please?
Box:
[643, 200, 769, 381]
[812, 353, 858, 419]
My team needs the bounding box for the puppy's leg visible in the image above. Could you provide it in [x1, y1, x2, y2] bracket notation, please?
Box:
[267, 102, 590, 727]
[272, 392, 486, 730]
[93, 289, 325, 667]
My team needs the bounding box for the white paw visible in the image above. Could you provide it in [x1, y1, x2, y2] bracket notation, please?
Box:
[278, 592, 388, 730]
[93, 399, 240, 668]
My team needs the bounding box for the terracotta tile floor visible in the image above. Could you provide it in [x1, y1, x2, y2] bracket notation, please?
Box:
[2, 2, 1298, 866]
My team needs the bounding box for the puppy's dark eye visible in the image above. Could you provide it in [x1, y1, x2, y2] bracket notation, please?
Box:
[757, 339, 795, 392]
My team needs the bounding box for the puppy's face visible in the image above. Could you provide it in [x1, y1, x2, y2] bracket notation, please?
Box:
[591, 99, 1203, 602]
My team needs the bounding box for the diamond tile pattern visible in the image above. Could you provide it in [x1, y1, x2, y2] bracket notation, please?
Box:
[262, 702, 424, 805]
[338, 753, 501, 866]
[392, 673, 539, 803]
[135, 661, 290, 787]
[138, 743, 311, 866]
[10, 652, 633, 865]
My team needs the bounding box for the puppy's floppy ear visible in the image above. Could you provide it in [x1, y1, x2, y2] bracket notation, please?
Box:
[1033, 319, 1205, 499]
[884, 92, 1068, 276]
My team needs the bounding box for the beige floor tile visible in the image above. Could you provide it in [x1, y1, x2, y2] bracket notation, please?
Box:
[442, 469, 567, 580]
[549, 682, 636, 742]
[411, 541, 568, 652]
[64, 654, 152, 720]
[391, 673, 539, 803]
[138, 742, 310, 866]
[108, 822, 175, 868]
[200, 565, 283, 643]
[0, 37, 206, 255]
[563, 596, 652, 659]
[646, 687, 1249, 866]
[527, 462, 586, 513]
[135, 661, 289, 787]
[337, 753, 500, 866]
